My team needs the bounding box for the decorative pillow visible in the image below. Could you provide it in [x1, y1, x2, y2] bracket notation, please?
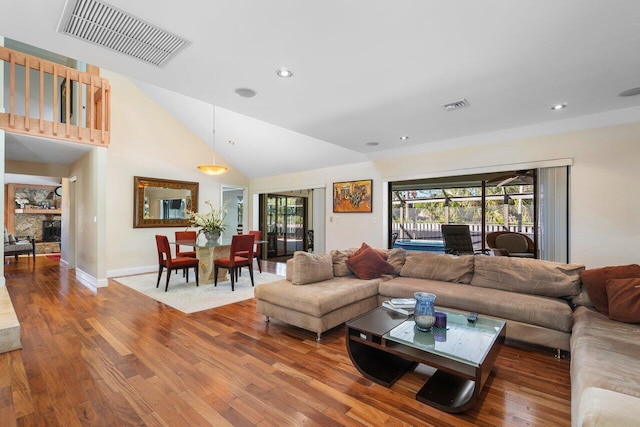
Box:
[291, 251, 333, 285]
[605, 278, 640, 323]
[345, 247, 394, 280]
[353, 242, 381, 258]
[377, 248, 406, 275]
[580, 264, 640, 315]
[400, 251, 475, 284]
[329, 248, 357, 276]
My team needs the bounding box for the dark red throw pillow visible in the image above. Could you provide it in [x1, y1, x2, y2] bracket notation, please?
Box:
[580, 264, 640, 315]
[346, 246, 394, 280]
[606, 278, 640, 324]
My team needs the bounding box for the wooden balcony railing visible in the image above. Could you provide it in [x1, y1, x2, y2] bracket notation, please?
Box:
[0, 46, 110, 146]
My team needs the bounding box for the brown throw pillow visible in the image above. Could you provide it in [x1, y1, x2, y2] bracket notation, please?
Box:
[580, 264, 640, 315]
[346, 246, 394, 280]
[606, 278, 640, 323]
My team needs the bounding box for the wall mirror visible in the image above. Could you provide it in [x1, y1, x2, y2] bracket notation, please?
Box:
[133, 176, 199, 228]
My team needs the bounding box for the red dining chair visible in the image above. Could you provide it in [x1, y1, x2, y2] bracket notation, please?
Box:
[236, 230, 263, 273]
[175, 230, 197, 258]
[155, 235, 199, 292]
[214, 234, 254, 291]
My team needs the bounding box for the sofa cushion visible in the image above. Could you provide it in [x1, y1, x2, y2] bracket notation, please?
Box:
[399, 251, 475, 284]
[571, 306, 640, 420]
[577, 387, 640, 427]
[329, 248, 357, 277]
[471, 256, 584, 298]
[606, 278, 640, 323]
[254, 276, 381, 318]
[346, 246, 394, 280]
[580, 264, 640, 316]
[379, 276, 573, 332]
[291, 251, 333, 285]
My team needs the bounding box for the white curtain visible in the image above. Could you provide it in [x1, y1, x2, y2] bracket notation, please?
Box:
[538, 166, 569, 262]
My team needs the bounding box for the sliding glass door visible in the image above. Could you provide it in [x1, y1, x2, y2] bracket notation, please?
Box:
[264, 194, 307, 258]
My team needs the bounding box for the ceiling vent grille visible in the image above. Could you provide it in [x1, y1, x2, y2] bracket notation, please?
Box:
[442, 98, 470, 111]
[58, 0, 189, 67]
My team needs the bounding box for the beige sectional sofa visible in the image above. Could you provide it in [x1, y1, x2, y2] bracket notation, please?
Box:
[255, 248, 583, 352]
[254, 247, 640, 426]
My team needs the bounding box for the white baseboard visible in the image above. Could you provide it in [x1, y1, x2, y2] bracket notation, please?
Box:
[75, 268, 107, 289]
[107, 265, 157, 279]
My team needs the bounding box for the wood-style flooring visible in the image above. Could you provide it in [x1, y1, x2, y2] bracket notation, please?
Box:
[1, 256, 571, 426]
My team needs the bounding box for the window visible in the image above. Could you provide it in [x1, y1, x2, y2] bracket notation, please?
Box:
[390, 170, 536, 254]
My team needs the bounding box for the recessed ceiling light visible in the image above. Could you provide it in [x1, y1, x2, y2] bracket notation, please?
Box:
[228, 140, 235, 145]
[235, 88, 256, 98]
[619, 87, 640, 97]
[276, 68, 293, 78]
[551, 103, 567, 110]
[365, 142, 379, 146]
[400, 135, 409, 140]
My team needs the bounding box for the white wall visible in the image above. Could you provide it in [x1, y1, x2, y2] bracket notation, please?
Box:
[252, 122, 640, 269]
[103, 71, 249, 277]
[68, 147, 105, 286]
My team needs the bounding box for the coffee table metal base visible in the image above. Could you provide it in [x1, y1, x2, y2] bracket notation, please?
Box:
[416, 370, 476, 413]
[346, 307, 504, 413]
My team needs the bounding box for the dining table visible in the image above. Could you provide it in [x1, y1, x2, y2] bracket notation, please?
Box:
[174, 237, 265, 285]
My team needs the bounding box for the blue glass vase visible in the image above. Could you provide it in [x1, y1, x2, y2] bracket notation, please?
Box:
[414, 292, 436, 331]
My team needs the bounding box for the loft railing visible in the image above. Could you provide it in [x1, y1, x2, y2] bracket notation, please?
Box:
[0, 46, 110, 146]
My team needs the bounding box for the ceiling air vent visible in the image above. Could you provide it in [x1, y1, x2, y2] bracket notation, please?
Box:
[442, 98, 470, 111]
[58, 0, 189, 67]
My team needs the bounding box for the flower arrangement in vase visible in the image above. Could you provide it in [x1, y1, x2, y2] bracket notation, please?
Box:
[187, 200, 228, 241]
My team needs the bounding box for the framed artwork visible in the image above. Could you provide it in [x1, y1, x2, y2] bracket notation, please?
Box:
[333, 179, 373, 213]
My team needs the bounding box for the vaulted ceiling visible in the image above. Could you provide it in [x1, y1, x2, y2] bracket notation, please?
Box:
[2, 1, 640, 178]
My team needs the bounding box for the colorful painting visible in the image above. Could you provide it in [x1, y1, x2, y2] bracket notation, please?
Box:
[333, 180, 373, 213]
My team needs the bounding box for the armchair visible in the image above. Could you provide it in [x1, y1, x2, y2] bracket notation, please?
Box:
[486, 231, 535, 258]
[4, 229, 35, 262]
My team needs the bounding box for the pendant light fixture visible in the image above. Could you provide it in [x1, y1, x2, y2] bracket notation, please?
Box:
[197, 107, 229, 175]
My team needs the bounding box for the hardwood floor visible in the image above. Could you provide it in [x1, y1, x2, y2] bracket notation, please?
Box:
[1, 257, 571, 426]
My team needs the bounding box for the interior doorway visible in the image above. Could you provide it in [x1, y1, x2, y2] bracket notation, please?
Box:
[222, 187, 245, 235]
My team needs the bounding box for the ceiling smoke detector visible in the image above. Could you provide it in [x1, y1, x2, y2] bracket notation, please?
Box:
[442, 98, 470, 111]
[58, 0, 189, 67]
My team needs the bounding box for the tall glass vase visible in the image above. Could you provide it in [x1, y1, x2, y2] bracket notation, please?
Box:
[414, 292, 436, 331]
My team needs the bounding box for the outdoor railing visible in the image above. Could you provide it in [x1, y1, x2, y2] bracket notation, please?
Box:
[392, 222, 534, 241]
[0, 46, 110, 146]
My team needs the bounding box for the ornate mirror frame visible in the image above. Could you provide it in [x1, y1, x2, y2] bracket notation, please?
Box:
[133, 176, 199, 228]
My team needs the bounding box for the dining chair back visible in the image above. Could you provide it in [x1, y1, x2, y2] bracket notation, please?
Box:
[155, 235, 199, 292]
[236, 230, 263, 274]
[213, 234, 255, 291]
[175, 230, 197, 258]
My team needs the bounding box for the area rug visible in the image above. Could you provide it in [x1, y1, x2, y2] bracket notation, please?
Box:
[113, 271, 282, 314]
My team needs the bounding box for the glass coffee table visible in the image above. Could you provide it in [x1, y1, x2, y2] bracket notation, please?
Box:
[346, 306, 505, 413]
